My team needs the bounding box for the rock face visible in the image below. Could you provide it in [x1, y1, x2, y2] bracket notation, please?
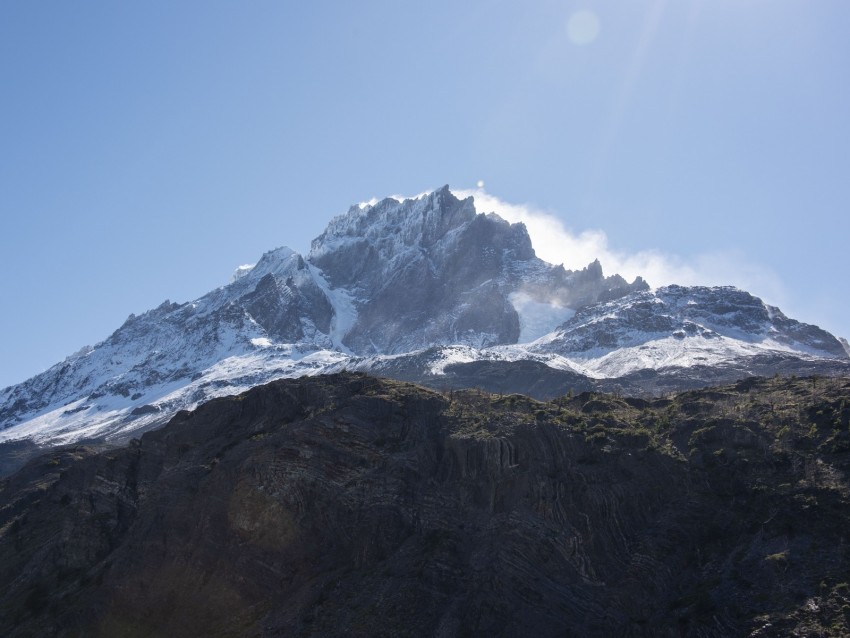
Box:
[308, 187, 643, 354]
[0, 186, 845, 449]
[2, 373, 850, 637]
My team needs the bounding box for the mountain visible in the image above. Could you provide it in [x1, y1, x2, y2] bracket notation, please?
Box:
[307, 188, 643, 353]
[1, 186, 847, 450]
[3, 373, 850, 637]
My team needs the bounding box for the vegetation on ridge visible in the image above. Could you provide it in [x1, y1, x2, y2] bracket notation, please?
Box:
[1, 373, 850, 637]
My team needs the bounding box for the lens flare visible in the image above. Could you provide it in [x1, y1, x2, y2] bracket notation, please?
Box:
[567, 10, 600, 45]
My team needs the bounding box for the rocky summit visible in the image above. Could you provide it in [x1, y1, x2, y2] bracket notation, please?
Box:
[2, 373, 850, 637]
[0, 186, 847, 453]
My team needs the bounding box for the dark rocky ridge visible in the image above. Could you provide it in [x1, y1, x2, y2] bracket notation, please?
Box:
[3, 373, 850, 637]
[363, 349, 850, 402]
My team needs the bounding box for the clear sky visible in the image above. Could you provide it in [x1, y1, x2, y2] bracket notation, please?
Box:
[2, 1, 849, 389]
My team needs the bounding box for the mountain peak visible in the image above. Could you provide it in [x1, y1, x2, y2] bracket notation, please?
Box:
[309, 186, 476, 261]
[585, 258, 603, 279]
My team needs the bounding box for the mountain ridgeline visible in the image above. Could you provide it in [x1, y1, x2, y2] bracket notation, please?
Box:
[2, 373, 850, 637]
[1, 186, 847, 449]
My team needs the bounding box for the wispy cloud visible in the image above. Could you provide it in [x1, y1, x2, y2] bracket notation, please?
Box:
[453, 188, 788, 308]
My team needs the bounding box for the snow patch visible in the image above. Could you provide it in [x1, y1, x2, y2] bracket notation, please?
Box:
[428, 346, 480, 375]
[307, 263, 358, 353]
[232, 264, 255, 282]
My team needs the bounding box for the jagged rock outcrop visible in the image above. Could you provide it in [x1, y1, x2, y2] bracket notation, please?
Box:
[309, 186, 643, 353]
[2, 373, 850, 637]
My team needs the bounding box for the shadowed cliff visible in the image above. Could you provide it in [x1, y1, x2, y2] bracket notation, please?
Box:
[2, 373, 850, 637]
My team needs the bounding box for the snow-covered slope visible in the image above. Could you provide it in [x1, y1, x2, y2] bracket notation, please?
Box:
[528, 285, 847, 377]
[1, 187, 846, 447]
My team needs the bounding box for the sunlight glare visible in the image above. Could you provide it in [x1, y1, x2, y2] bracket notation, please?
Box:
[567, 10, 600, 46]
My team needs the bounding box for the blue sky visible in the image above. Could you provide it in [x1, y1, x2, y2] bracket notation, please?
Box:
[2, 1, 849, 388]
